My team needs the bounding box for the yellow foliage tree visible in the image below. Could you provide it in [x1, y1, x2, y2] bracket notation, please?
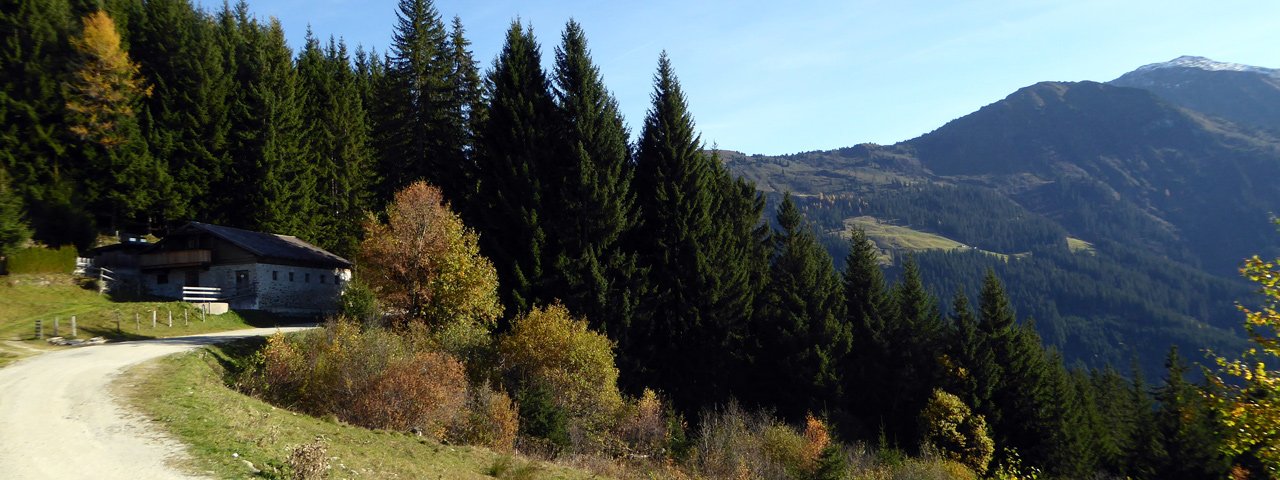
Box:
[357, 181, 501, 337]
[499, 303, 624, 440]
[1208, 252, 1280, 475]
[65, 10, 151, 147]
[920, 388, 994, 476]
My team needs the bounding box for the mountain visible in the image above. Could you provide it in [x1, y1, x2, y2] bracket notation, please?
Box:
[1111, 55, 1280, 133]
[725, 58, 1280, 376]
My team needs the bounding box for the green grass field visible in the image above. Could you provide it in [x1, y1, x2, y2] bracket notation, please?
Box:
[1066, 237, 1097, 255]
[0, 274, 286, 367]
[119, 340, 597, 479]
[842, 216, 1027, 263]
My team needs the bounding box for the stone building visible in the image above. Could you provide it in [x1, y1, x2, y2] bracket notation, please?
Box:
[136, 222, 351, 314]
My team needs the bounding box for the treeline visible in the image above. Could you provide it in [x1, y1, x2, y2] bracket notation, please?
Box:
[0, 0, 1242, 476]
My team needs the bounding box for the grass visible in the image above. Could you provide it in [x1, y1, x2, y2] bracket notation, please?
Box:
[0, 274, 291, 367]
[1066, 237, 1097, 255]
[842, 216, 1028, 263]
[118, 339, 598, 479]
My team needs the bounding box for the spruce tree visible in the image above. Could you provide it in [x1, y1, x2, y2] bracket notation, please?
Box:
[754, 194, 850, 420]
[549, 19, 640, 341]
[629, 52, 757, 414]
[947, 291, 999, 417]
[840, 228, 896, 437]
[0, 166, 31, 256]
[296, 33, 375, 256]
[373, 0, 454, 202]
[132, 0, 231, 224]
[877, 255, 945, 447]
[1153, 347, 1229, 479]
[473, 20, 559, 315]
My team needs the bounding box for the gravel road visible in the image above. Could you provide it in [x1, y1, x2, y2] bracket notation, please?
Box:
[0, 327, 311, 479]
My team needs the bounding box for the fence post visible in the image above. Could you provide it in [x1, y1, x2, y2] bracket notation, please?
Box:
[167, 309, 172, 328]
[152, 310, 156, 329]
[201, 306, 206, 323]
[116, 311, 121, 334]
[184, 309, 189, 327]
[135, 312, 140, 333]
[70, 315, 76, 338]
[36, 319, 43, 340]
[53, 317, 59, 337]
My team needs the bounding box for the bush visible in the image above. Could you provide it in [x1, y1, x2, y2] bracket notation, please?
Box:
[452, 382, 520, 452]
[919, 389, 994, 476]
[287, 437, 328, 480]
[499, 303, 624, 452]
[616, 389, 674, 458]
[337, 279, 382, 328]
[348, 351, 468, 439]
[6, 245, 76, 274]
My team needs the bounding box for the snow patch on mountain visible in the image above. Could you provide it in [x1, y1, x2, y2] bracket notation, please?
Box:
[1132, 56, 1280, 78]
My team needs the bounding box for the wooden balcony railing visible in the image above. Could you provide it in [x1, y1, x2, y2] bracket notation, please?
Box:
[139, 249, 211, 269]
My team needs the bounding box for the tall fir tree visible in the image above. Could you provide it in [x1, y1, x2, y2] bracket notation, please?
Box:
[840, 228, 897, 437]
[296, 33, 376, 256]
[875, 254, 946, 447]
[548, 19, 640, 341]
[946, 291, 999, 418]
[0, 0, 95, 247]
[373, 0, 456, 203]
[132, 0, 231, 224]
[1153, 346, 1229, 479]
[472, 20, 559, 316]
[753, 194, 850, 420]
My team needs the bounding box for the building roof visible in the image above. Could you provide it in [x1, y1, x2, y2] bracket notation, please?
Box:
[167, 222, 352, 269]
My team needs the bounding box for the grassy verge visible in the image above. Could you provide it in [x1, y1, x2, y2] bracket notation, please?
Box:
[0, 274, 291, 367]
[117, 339, 598, 479]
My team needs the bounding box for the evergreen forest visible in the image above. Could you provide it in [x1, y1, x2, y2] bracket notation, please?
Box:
[1, 0, 1270, 477]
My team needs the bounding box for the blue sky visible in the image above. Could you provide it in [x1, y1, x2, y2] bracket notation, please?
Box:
[226, 0, 1280, 155]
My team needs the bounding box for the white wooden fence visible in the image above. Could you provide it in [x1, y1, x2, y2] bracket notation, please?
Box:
[181, 286, 222, 303]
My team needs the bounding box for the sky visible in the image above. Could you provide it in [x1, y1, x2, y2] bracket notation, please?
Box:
[221, 0, 1280, 156]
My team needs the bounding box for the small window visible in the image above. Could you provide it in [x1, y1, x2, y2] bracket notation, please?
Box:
[289, 272, 295, 282]
[320, 275, 326, 284]
[157, 273, 169, 284]
[272, 271, 278, 281]
[305, 273, 311, 283]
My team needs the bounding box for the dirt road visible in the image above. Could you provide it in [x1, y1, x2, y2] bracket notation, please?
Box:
[0, 327, 310, 479]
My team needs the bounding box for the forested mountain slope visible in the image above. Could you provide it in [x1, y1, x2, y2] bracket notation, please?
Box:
[727, 61, 1280, 375]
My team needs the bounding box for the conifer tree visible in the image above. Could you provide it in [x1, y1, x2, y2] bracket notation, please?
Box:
[1154, 347, 1229, 479]
[755, 194, 850, 419]
[549, 19, 640, 340]
[132, 0, 231, 223]
[839, 228, 896, 437]
[296, 33, 376, 256]
[0, 166, 31, 256]
[1041, 353, 1096, 477]
[441, 16, 482, 203]
[946, 291, 999, 417]
[373, 0, 453, 202]
[874, 255, 946, 447]
[472, 20, 559, 315]
[64, 8, 170, 231]
[629, 52, 758, 413]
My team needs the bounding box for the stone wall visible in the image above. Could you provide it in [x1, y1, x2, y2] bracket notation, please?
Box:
[140, 262, 350, 314]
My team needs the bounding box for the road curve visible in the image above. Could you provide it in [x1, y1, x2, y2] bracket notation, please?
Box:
[0, 327, 311, 480]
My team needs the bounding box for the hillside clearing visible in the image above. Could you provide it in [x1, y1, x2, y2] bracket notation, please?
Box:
[842, 216, 1025, 262]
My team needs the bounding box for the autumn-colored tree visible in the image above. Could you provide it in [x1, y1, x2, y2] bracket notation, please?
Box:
[64, 10, 151, 147]
[1208, 247, 1280, 476]
[499, 303, 624, 446]
[919, 388, 995, 476]
[357, 181, 501, 336]
[64, 9, 168, 229]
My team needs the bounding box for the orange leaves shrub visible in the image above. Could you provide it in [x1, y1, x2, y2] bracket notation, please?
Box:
[348, 352, 468, 439]
[801, 414, 832, 471]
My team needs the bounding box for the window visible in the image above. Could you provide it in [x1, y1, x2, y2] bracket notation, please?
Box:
[289, 272, 295, 282]
[156, 273, 169, 284]
[272, 271, 278, 281]
[305, 273, 311, 283]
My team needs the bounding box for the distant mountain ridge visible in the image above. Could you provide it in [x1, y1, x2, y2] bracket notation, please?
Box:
[1111, 55, 1280, 133]
[724, 56, 1280, 375]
